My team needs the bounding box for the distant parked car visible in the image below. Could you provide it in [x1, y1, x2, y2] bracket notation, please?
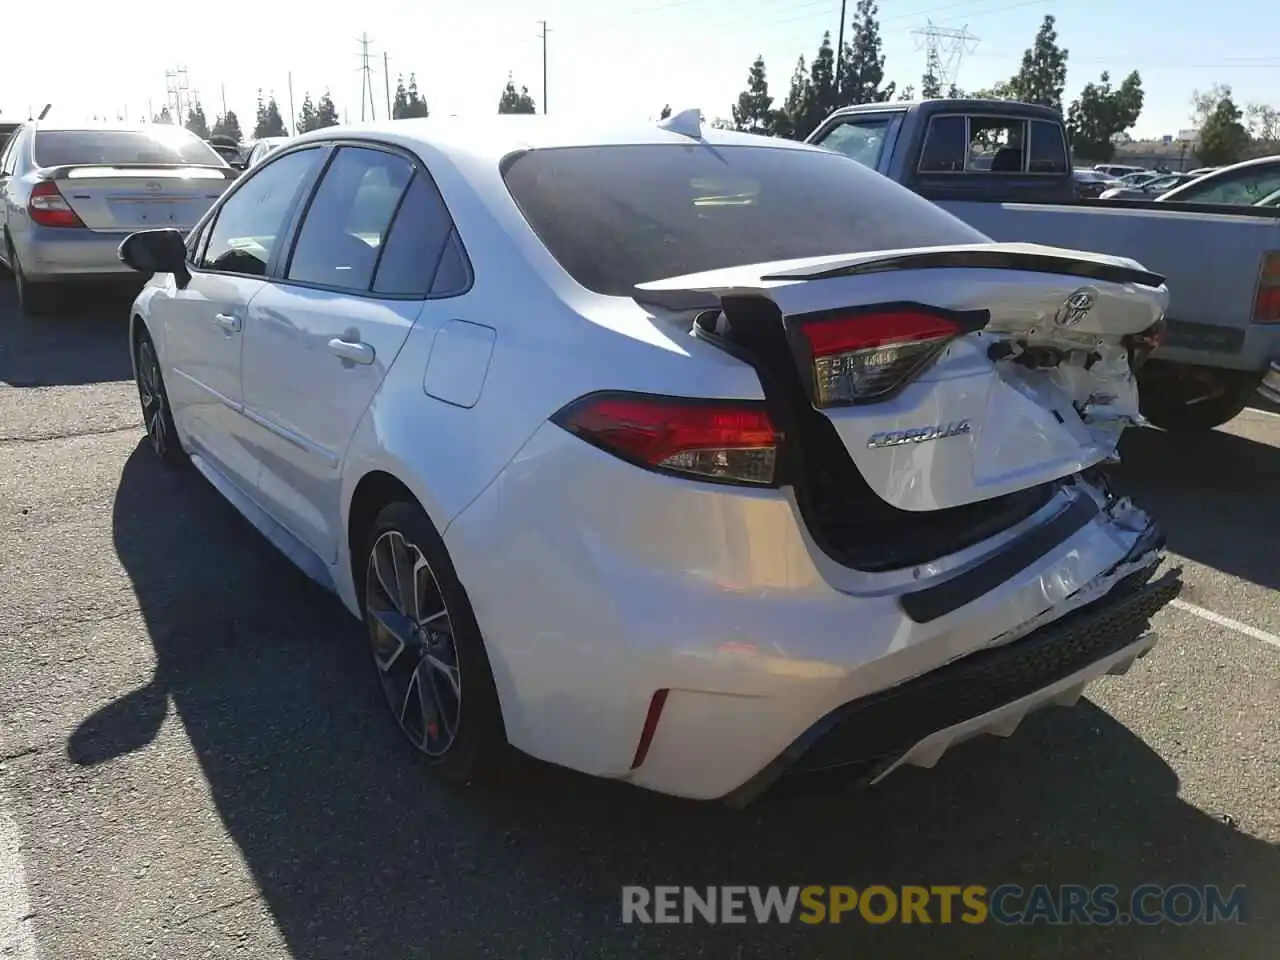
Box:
[205, 136, 246, 170]
[1099, 172, 1201, 200]
[1071, 168, 1119, 198]
[243, 136, 289, 170]
[0, 120, 238, 315]
[1093, 163, 1146, 178]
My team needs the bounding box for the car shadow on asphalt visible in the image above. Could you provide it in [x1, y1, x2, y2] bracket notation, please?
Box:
[1112, 424, 1280, 592]
[0, 281, 137, 387]
[65, 441, 1278, 959]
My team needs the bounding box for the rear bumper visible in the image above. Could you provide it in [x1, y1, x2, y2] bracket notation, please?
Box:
[14, 225, 141, 281]
[725, 566, 1180, 805]
[1259, 360, 1280, 404]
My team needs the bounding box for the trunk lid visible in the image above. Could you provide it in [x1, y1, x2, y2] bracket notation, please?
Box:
[40, 165, 234, 232]
[636, 242, 1168, 513]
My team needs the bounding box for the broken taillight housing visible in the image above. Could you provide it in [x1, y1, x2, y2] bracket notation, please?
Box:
[1123, 316, 1168, 370]
[794, 307, 975, 406]
[552, 392, 780, 486]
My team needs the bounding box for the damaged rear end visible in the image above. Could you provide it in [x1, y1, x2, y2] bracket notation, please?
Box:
[636, 241, 1182, 796]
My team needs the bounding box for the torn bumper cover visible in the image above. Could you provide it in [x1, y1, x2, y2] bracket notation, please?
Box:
[725, 507, 1181, 807]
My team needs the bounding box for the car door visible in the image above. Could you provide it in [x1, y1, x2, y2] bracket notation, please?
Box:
[241, 143, 468, 562]
[155, 146, 327, 492]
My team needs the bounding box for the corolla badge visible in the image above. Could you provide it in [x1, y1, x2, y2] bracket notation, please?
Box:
[867, 420, 972, 449]
[1054, 289, 1096, 327]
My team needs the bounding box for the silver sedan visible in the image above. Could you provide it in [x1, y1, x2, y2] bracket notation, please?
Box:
[0, 121, 238, 315]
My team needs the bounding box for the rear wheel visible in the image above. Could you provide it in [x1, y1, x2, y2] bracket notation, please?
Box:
[361, 500, 507, 782]
[6, 237, 59, 317]
[1139, 365, 1259, 433]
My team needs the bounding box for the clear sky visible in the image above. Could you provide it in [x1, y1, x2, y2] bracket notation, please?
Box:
[2, 0, 1276, 139]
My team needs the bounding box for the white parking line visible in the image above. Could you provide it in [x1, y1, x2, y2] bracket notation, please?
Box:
[0, 796, 37, 960]
[1245, 406, 1280, 419]
[1170, 598, 1280, 651]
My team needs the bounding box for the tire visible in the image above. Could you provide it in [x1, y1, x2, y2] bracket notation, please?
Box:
[360, 500, 507, 783]
[133, 326, 187, 467]
[6, 237, 59, 317]
[1140, 370, 1258, 433]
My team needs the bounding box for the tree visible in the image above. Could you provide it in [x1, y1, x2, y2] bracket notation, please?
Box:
[659, 104, 672, 120]
[898, 84, 915, 101]
[498, 77, 537, 114]
[771, 55, 810, 140]
[184, 102, 210, 138]
[947, 83, 964, 98]
[838, 0, 894, 106]
[920, 46, 943, 100]
[296, 93, 318, 134]
[392, 76, 410, 118]
[211, 110, 243, 143]
[1191, 84, 1231, 129]
[1065, 71, 1144, 163]
[1245, 102, 1279, 142]
[316, 91, 339, 128]
[253, 92, 287, 138]
[152, 105, 173, 125]
[788, 32, 836, 139]
[971, 80, 1014, 101]
[402, 75, 429, 118]
[1197, 94, 1250, 167]
[1007, 15, 1068, 112]
[731, 55, 775, 134]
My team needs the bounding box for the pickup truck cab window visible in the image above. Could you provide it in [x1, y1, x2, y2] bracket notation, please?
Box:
[918, 114, 1067, 176]
[814, 113, 903, 171]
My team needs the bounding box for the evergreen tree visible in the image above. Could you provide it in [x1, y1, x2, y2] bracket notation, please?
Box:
[898, 85, 916, 101]
[392, 76, 410, 119]
[731, 56, 775, 134]
[498, 77, 537, 114]
[296, 93, 318, 134]
[253, 92, 287, 138]
[659, 104, 672, 120]
[838, 0, 894, 106]
[773, 55, 811, 140]
[400, 74, 429, 118]
[316, 91, 340, 128]
[920, 46, 943, 100]
[185, 101, 210, 138]
[1065, 71, 1144, 163]
[947, 83, 964, 98]
[794, 32, 837, 139]
[1008, 15, 1069, 112]
[211, 110, 243, 143]
[153, 105, 173, 125]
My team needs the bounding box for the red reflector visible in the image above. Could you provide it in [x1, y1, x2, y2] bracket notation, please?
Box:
[801, 310, 960, 358]
[28, 181, 84, 228]
[1255, 285, 1280, 323]
[630, 689, 670, 770]
[554, 393, 779, 485]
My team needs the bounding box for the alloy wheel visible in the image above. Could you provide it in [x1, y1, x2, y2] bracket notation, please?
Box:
[136, 339, 169, 458]
[365, 529, 463, 757]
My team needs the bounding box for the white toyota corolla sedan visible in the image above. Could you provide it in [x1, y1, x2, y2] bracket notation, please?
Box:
[119, 110, 1181, 805]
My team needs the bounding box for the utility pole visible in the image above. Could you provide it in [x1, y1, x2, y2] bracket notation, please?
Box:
[384, 52, 392, 118]
[538, 20, 549, 113]
[356, 33, 377, 121]
[220, 83, 227, 119]
[835, 0, 848, 96]
[288, 72, 297, 135]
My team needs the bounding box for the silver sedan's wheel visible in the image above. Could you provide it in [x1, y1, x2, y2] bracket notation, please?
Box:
[366, 529, 464, 758]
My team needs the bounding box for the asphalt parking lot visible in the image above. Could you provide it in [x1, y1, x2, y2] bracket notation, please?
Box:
[1, 282, 1277, 960]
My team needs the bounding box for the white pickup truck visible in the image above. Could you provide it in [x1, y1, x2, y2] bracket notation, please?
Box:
[807, 99, 1280, 432]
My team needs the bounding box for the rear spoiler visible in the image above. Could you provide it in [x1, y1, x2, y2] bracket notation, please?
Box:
[758, 247, 1167, 289]
[37, 163, 237, 181]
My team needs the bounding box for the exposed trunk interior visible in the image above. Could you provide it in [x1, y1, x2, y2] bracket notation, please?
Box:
[695, 295, 1057, 572]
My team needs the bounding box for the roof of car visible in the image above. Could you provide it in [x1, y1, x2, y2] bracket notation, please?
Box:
[286, 114, 819, 165]
[29, 119, 200, 134]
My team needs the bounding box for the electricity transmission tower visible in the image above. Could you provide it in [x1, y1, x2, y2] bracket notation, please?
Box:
[164, 67, 191, 123]
[356, 33, 378, 121]
[909, 21, 979, 94]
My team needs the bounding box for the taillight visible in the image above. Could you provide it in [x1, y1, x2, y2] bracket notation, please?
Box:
[551, 392, 780, 486]
[29, 181, 84, 228]
[1124, 316, 1167, 370]
[1253, 251, 1280, 323]
[793, 306, 979, 406]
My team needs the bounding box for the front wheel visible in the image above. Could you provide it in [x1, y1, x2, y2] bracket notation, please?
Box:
[361, 500, 507, 782]
[134, 328, 187, 466]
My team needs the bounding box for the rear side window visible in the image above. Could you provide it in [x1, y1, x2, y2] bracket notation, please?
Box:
[502, 143, 987, 297]
[372, 172, 468, 297]
[1028, 121, 1067, 173]
[287, 146, 414, 293]
[918, 116, 966, 172]
[33, 129, 223, 167]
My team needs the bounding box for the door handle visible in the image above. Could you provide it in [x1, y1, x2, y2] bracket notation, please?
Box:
[328, 337, 375, 365]
[213, 312, 241, 333]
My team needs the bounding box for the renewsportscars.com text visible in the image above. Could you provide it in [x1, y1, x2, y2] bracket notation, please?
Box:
[621, 884, 1247, 926]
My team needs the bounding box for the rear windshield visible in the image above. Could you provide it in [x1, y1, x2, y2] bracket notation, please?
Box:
[502, 143, 988, 296]
[33, 129, 224, 168]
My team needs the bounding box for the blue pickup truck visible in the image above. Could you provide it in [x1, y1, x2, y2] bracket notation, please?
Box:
[807, 99, 1280, 432]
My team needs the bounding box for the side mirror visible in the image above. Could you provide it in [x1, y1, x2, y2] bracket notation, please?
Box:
[118, 229, 191, 289]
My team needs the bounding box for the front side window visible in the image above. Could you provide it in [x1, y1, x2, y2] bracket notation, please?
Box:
[815, 116, 897, 170]
[33, 128, 223, 167]
[286, 146, 415, 292]
[200, 147, 325, 276]
[1172, 165, 1280, 205]
[503, 143, 987, 297]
